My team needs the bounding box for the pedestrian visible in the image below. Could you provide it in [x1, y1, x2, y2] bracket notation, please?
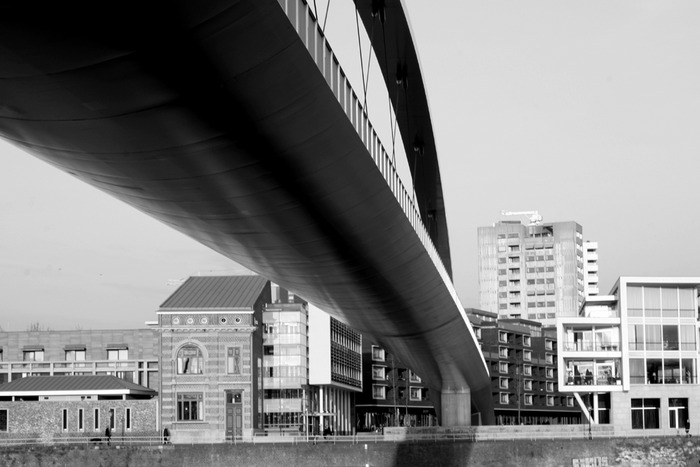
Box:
[105, 426, 112, 446]
[685, 419, 690, 437]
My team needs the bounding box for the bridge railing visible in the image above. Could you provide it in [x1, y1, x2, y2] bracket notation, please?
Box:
[277, 0, 464, 318]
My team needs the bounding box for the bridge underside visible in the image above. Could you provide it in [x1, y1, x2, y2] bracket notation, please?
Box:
[0, 0, 493, 424]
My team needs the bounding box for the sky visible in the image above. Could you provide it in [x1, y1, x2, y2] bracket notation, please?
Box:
[1, 1, 699, 331]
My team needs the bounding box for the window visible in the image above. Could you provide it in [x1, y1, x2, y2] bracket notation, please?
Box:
[65, 349, 86, 361]
[566, 397, 574, 407]
[546, 368, 554, 378]
[409, 371, 422, 383]
[94, 409, 100, 431]
[500, 393, 509, 404]
[0, 409, 7, 432]
[125, 408, 132, 431]
[545, 354, 554, 365]
[410, 387, 421, 401]
[629, 358, 645, 384]
[177, 393, 203, 421]
[662, 325, 679, 350]
[546, 382, 554, 392]
[524, 380, 532, 391]
[631, 398, 660, 429]
[107, 348, 128, 361]
[499, 331, 508, 343]
[23, 350, 44, 361]
[523, 336, 531, 347]
[109, 408, 115, 430]
[372, 385, 386, 399]
[499, 377, 509, 389]
[372, 365, 386, 380]
[546, 396, 554, 406]
[499, 347, 509, 358]
[523, 350, 532, 362]
[499, 362, 508, 373]
[629, 324, 644, 351]
[177, 345, 203, 374]
[227, 347, 241, 374]
[371, 346, 385, 362]
[78, 409, 84, 431]
[474, 328, 481, 340]
[61, 409, 68, 431]
[545, 340, 553, 351]
[524, 394, 533, 405]
[523, 365, 532, 376]
[668, 398, 688, 429]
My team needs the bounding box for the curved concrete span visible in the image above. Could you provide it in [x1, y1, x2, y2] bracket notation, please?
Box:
[0, 0, 494, 424]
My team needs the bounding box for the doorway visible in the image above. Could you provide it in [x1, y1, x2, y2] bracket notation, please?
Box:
[225, 390, 243, 440]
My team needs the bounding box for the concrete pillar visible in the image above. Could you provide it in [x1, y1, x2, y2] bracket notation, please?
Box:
[441, 388, 471, 426]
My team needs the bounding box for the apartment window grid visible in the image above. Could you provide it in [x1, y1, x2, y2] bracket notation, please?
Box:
[330, 342, 362, 387]
[331, 318, 362, 354]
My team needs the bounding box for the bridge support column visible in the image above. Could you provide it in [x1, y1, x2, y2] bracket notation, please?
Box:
[441, 388, 471, 426]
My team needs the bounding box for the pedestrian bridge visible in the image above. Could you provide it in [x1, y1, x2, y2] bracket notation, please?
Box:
[0, 0, 493, 425]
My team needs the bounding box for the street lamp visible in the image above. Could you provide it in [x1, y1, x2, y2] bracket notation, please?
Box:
[587, 405, 593, 440]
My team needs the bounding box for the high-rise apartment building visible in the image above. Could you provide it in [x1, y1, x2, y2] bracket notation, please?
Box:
[478, 220, 584, 327]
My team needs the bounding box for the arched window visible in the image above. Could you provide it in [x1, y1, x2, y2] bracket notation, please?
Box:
[177, 345, 203, 374]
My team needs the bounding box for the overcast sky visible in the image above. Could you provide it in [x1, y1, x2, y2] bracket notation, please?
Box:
[1, 1, 699, 330]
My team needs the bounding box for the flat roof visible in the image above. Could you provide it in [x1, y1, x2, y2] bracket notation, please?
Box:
[0, 375, 157, 397]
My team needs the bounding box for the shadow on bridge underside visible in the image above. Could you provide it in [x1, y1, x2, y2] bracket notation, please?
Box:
[0, 0, 493, 424]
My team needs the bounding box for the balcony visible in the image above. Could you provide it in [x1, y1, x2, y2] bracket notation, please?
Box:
[563, 341, 620, 352]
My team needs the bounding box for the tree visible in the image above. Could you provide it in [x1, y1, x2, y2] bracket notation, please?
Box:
[27, 321, 51, 332]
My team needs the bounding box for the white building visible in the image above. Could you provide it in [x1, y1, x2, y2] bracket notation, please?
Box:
[557, 277, 699, 434]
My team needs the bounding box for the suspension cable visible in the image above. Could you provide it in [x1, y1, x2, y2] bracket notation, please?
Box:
[362, 20, 376, 112]
[322, 0, 331, 34]
[313, 0, 319, 21]
[354, 9, 368, 111]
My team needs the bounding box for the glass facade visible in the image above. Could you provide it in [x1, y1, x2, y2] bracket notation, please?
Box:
[262, 304, 308, 430]
[627, 285, 697, 386]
